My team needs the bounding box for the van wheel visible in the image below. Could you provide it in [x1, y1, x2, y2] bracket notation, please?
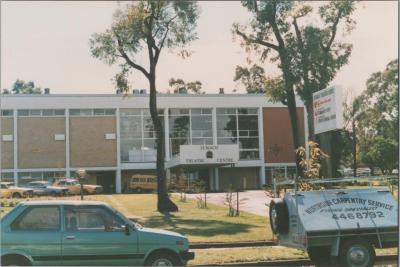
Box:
[269, 199, 289, 234]
[12, 192, 21, 199]
[145, 252, 180, 266]
[308, 246, 331, 266]
[340, 239, 375, 267]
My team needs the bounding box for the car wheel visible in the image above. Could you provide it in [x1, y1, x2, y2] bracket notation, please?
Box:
[1, 255, 32, 266]
[12, 192, 21, 199]
[308, 246, 332, 266]
[50, 191, 58, 197]
[269, 199, 289, 235]
[340, 239, 375, 267]
[145, 252, 180, 266]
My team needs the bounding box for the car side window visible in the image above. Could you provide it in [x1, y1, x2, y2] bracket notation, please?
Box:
[65, 206, 125, 232]
[11, 207, 60, 231]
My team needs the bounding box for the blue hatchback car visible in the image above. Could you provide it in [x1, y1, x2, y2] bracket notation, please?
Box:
[1, 200, 194, 266]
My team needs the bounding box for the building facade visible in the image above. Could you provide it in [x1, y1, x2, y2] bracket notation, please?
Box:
[0, 94, 306, 193]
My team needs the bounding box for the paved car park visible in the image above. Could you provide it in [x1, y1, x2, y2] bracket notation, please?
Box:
[182, 190, 272, 216]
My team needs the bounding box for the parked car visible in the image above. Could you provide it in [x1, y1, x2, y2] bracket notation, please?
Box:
[0, 200, 194, 266]
[24, 181, 69, 196]
[0, 182, 34, 199]
[128, 175, 157, 193]
[53, 179, 103, 194]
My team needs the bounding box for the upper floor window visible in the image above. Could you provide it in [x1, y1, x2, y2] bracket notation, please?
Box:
[17, 109, 65, 117]
[69, 109, 115, 116]
[1, 110, 13, 117]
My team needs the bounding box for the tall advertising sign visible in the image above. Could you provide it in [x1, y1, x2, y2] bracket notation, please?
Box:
[313, 86, 343, 134]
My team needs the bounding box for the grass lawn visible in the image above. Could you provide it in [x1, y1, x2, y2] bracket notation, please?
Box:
[190, 247, 398, 266]
[90, 194, 272, 243]
[190, 246, 307, 265]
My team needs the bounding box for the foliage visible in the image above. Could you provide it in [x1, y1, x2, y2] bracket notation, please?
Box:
[296, 141, 328, 178]
[296, 141, 328, 190]
[344, 59, 399, 174]
[2, 79, 46, 94]
[89, 1, 199, 213]
[168, 78, 202, 94]
[361, 136, 398, 174]
[233, 0, 357, 147]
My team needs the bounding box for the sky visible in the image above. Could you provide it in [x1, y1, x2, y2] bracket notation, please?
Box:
[1, 1, 398, 97]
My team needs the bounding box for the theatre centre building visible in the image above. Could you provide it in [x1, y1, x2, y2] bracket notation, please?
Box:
[0, 93, 306, 193]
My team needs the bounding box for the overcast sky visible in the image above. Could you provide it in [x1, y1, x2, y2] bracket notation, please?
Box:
[1, 1, 398, 96]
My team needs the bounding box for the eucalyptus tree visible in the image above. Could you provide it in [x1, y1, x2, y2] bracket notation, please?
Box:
[90, 1, 199, 212]
[233, 1, 356, 175]
[2, 79, 44, 94]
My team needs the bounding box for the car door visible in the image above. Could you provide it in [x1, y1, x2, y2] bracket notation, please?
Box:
[5, 205, 62, 265]
[61, 205, 140, 266]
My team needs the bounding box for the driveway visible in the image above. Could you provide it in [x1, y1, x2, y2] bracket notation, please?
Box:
[180, 190, 272, 216]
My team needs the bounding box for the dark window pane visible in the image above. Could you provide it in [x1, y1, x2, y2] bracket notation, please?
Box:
[42, 109, 54, 116]
[94, 109, 105, 116]
[239, 151, 259, 160]
[105, 109, 116, 115]
[54, 109, 65, 116]
[1, 110, 13, 116]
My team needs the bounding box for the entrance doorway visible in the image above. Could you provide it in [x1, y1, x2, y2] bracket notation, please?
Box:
[87, 171, 116, 194]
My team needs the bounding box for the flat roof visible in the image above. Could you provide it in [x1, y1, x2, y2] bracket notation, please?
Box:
[1, 93, 305, 109]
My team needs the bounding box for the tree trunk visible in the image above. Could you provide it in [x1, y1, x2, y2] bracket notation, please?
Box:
[306, 103, 315, 141]
[285, 85, 303, 177]
[148, 71, 178, 213]
[352, 120, 357, 177]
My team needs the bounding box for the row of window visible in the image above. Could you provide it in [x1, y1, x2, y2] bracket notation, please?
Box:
[1, 172, 66, 185]
[1, 108, 258, 117]
[1, 109, 116, 117]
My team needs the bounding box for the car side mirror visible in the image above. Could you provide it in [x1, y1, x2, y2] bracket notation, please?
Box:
[124, 224, 130, 235]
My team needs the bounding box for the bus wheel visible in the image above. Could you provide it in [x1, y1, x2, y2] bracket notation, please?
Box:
[136, 187, 143, 193]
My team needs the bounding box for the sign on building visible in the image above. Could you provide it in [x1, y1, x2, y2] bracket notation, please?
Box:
[313, 86, 343, 134]
[179, 144, 239, 165]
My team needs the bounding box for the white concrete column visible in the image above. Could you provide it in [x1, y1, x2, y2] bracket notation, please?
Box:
[212, 107, 217, 145]
[258, 107, 265, 187]
[214, 167, 220, 191]
[65, 109, 70, 178]
[13, 109, 18, 185]
[260, 166, 266, 187]
[116, 108, 121, 193]
[164, 108, 170, 160]
[116, 169, 121, 193]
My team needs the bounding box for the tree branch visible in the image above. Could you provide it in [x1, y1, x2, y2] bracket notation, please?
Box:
[322, 9, 343, 52]
[235, 28, 279, 51]
[115, 32, 150, 79]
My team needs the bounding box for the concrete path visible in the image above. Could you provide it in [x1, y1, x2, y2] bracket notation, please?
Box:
[180, 190, 272, 216]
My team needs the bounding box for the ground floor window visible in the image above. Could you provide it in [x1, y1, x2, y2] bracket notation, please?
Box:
[0, 172, 14, 183]
[17, 171, 65, 186]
